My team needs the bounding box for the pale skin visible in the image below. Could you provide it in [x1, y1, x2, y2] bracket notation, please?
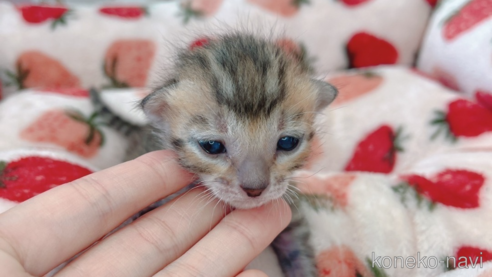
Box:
[0, 150, 292, 277]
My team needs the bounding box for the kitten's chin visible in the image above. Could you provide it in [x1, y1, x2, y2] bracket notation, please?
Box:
[216, 186, 288, 210]
[227, 198, 272, 210]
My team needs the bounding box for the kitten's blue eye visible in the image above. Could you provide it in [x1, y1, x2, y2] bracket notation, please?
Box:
[198, 140, 226, 154]
[277, 136, 299, 151]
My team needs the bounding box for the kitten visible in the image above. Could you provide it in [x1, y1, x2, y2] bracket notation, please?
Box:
[140, 33, 337, 276]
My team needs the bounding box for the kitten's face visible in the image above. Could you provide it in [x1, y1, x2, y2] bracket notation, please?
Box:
[142, 35, 337, 209]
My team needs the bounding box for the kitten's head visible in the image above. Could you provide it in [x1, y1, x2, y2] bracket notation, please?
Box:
[141, 34, 337, 209]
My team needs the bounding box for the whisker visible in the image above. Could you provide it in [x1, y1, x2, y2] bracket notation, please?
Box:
[193, 192, 216, 218]
[284, 167, 325, 181]
[275, 198, 284, 227]
[188, 193, 217, 230]
[284, 190, 300, 213]
[162, 184, 205, 216]
[209, 198, 224, 231]
[288, 184, 301, 193]
[284, 193, 294, 205]
[188, 186, 212, 205]
[286, 188, 300, 201]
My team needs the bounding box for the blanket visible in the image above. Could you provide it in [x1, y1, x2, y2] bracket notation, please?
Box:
[295, 66, 492, 276]
[417, 0, 492, 101]
[0, 0, 432, 96]
[1, 0, 491, 276]
[2, 66, 492, 277]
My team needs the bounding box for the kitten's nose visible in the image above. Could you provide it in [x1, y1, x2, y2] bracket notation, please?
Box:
[241, 186, 266, 197]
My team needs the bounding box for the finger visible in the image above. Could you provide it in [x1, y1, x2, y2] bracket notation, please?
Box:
[0, 150, 194, 276]
[236, 269, 268, 277]
[155, 199, 292, 277]
[56, 187, 228, 277]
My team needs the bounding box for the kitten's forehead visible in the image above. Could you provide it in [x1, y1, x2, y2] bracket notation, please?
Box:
[175, 34, 315, 122]
[184, 104, 309, 136]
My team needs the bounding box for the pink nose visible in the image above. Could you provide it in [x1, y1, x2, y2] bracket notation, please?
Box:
[241, 187, 265, 197]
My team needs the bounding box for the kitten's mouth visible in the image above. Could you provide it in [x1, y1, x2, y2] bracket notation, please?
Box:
[209, 181, 288, 210]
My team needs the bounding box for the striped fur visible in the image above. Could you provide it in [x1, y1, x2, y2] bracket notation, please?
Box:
[141, 33, 336, 210]
[141, 33, 337, 277]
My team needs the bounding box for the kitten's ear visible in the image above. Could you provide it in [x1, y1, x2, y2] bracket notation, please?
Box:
[140, 87, 170, 126]
[311, 79, 338, 111]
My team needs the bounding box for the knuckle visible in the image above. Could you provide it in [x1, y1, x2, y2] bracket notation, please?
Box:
[222, 218, 260, 251]
[69, 176, 115, 225]
[133, 214, 182, 258]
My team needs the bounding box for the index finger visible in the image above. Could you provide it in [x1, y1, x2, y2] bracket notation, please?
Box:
[0, 150, 194, 276]
[156, 199, 292, 277]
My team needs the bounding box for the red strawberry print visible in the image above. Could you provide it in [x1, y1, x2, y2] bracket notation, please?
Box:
[39, 88, 90, 98]
[328, 71, 383, 106]
[345, 125, 406, 174]
[104, 40, 156, 88]
[338, 0, 372, 7]
[346, 32, 398, 68]
[454, 247, 492, 268]
[17, 5, 71, 29]
[475, 90, 492, 110]
[317, 245, 372, 277]
[401, 169, 485, 209]
[189, 37, 210, 50]
[431, 99, 492, 141]
[0, 156, 92, 202]
[20, 109, 105, 158]
[426, 0, 438, 8]
[5, 51, 80, 90]
[179, 0, 224, 23]
[443, 0, 492, 41]
[99, 6, 147, 19]
[247, 0, 309, 17]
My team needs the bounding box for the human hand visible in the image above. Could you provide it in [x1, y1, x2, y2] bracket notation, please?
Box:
[0, 150, 292, 277]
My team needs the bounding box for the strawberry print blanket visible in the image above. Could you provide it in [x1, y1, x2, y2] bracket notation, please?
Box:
[1, 0, 492, 276]
[295, 66, 492, 277]
[417, 0, 492, 102]
[0, 0, 433, 97]
[1, 66, 492, 277]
